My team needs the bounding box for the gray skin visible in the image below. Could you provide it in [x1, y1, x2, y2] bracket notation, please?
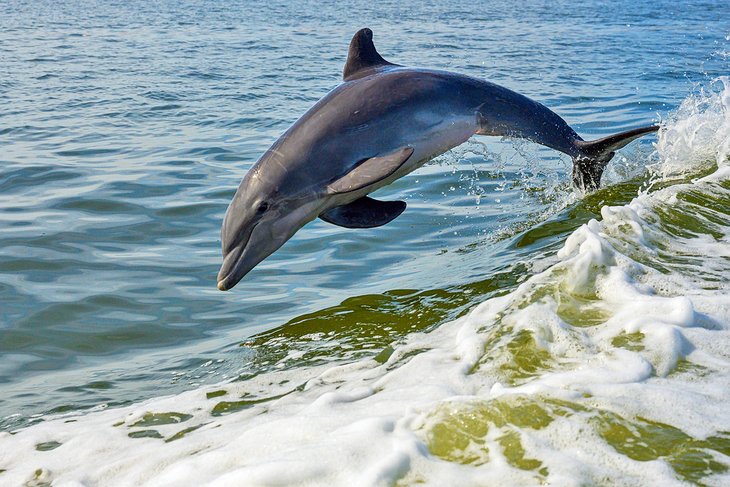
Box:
[217, 29, 658, 290]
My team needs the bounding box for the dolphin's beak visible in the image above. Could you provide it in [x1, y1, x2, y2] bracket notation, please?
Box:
[216, 217, 292, 291]
[217, 220, 263, 291]
[217, 249, 266, 291]
[216, 242, 260, 292]
[216, 244, 246, 291]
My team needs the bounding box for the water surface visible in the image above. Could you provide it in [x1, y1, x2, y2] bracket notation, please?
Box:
[1, 1, 729, 485]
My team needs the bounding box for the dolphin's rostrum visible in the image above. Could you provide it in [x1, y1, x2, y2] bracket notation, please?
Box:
[217, 28, 659, 291]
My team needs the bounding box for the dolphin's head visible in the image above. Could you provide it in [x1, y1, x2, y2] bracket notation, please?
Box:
[216, 156, 321, 291]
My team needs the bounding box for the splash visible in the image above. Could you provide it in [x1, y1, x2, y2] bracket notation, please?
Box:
[652, 77, 730, 181]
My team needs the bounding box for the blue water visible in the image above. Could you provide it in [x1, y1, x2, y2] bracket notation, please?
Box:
[1, 0, 727, 432]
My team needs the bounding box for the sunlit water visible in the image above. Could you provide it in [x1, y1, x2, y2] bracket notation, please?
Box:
[1, 0, 729, 485]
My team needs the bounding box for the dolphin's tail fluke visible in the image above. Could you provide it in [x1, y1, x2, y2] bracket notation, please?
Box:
[572, 124, 660, 190]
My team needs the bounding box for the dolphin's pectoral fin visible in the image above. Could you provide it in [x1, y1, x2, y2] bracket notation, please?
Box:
[320, 196, 406, 229]
[327, 146, 414, 195]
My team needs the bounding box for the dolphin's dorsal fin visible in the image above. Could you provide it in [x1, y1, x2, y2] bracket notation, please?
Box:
[343, 28, 396, 81]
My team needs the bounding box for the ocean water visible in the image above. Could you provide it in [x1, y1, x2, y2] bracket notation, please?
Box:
[1, 0, 729, 485]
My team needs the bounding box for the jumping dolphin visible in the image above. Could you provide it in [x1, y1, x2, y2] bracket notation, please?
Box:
[217, 28, 658, 291]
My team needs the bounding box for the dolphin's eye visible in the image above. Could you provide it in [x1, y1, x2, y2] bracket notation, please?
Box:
[256, 201, 269, 215]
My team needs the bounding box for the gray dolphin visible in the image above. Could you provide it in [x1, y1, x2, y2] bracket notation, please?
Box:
[217, 28, 658, 291]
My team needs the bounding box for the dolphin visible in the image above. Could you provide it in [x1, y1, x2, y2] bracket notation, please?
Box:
[217, 28, 658, 291]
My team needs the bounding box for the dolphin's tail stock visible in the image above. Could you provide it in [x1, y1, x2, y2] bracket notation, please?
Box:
[571, 124, 660, 190]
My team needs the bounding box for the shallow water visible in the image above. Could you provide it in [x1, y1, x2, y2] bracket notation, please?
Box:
[1, 0, 729, 485]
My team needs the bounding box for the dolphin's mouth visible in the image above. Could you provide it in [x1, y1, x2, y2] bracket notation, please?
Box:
[217, 246, 245, 291]
[217, 222, 259, 291]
